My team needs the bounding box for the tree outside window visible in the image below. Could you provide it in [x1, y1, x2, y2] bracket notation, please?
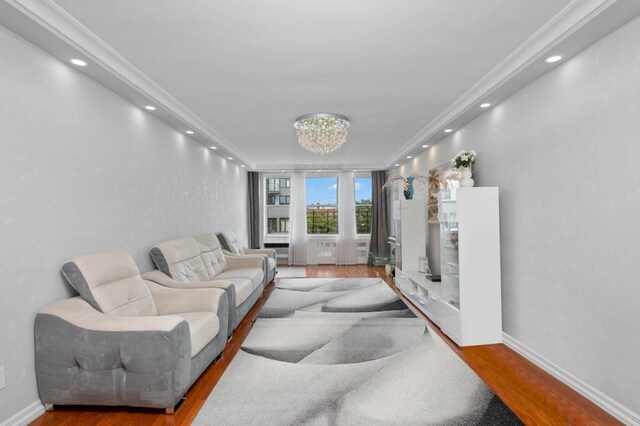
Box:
[306, 177, 338, 234]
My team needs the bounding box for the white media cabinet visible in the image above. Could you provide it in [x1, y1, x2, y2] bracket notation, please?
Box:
[395, 187, 502, 347]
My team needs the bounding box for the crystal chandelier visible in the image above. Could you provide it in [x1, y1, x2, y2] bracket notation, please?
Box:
[293, 113, 350, 154]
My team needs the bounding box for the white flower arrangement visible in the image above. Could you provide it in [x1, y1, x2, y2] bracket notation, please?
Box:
[451, 149, 477, 170]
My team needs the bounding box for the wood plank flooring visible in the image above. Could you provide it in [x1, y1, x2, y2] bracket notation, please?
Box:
[31, 265, 620, 426]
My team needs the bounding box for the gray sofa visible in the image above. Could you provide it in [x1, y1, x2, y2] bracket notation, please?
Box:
[143, 233, 264, 333]
[216, 231, 277, 284]
[35, 250, 228, 412]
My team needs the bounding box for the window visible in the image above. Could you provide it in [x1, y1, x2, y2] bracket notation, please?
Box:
[279, 195, 290, 205]
[267, 179, 279, 192]
[267, 218, 278, 234]
[306, 177, 338, 234]
[266, 177, 290, 235]
[355, 176, 372, 234]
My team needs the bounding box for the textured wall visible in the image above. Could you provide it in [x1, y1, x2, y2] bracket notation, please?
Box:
[399, 15, 640, 414]
[0, 27, 248, 421]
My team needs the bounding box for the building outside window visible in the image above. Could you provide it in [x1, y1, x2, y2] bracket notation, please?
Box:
[355, 176, 372, 234]
[266, 177, 290, 234]
[306, 177, 338, 234]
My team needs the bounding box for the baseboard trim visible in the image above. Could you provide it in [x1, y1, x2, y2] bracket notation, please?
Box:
[502, 332, 639, 425]
[0, 400, 45, 426]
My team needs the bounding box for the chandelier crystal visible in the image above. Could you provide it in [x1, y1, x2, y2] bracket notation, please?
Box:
[293, 113, 350, 155]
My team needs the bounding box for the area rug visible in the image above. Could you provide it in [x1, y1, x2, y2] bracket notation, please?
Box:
[194, 278, 521, 425]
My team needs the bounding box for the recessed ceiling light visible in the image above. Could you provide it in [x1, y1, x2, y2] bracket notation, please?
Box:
[144, 105, 156, 111]
[444, 128, 453, 133]
[281, 170, 285, 172]
[227, 157, 234, 160]
[422, 144, 429, 148]
[406, 155, 413, 159]
[353, 169, 358, 172]
[185, 130, 194, 135]
[480, 103, 491, 108]
[545, 55, 563, 64]
[394, 164, 400, 167]
[210, 146, 217, 150]
[70, 58, 87, 67]
[240, 165, 246, 168]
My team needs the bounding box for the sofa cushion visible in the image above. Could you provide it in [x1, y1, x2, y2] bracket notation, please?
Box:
[62, 251, 158, 317]
[151, 238, 210, 283]
[215, 268, 263, 291]
[196, 234, 229, 279]
[217, 231, 245, 255]
[177, 312, 219, 357]
[220, 278, 254, 307]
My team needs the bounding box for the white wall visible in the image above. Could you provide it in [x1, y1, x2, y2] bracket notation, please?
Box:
[0, 26, 248, 422]
[399, 15, 640, 415]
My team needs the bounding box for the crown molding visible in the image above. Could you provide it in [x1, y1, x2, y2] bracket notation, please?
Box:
[383, 0, 640, 169]
[2, 0, 255, 168]
[252, 161, 389, 172]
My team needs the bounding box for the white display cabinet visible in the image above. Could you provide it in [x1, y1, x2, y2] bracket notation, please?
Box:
[395, 187, 502, 347]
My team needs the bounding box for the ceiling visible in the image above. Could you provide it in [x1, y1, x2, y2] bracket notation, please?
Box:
[47, 0, 572, 170]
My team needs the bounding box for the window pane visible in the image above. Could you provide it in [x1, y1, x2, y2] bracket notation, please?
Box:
[266, 177, 290, 234]
[306, 177, 338, 234]
[355, 176, 372, 234]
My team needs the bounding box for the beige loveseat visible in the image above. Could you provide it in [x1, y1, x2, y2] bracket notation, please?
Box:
[35, 250, 228, 412]
[143, 233, 264, 333]
[217, 231, 277, 284]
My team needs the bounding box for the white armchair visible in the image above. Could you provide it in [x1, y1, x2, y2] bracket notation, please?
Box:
[35, 250, 228, 412]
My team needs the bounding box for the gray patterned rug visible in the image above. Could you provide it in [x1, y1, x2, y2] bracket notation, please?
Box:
[194, 278, 521, 425]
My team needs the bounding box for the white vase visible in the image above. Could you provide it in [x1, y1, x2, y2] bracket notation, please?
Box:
[459, 167, 475, 187]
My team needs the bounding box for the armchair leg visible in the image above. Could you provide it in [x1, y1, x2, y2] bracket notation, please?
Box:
[44, 404, 54, 412]
[165, 396, 187, 415]
[214, 353, 224, 364]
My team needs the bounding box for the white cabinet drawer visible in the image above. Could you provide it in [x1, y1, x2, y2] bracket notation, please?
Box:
[440, 301, 461, 345]
[422, 293, 441, 326]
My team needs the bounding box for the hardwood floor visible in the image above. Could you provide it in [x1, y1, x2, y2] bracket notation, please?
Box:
[31, 266, 619, 426]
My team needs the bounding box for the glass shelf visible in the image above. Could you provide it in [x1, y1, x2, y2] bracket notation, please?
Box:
[439, 189, 460, 309]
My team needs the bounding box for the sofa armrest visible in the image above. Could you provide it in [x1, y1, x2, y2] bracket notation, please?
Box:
[146, 281, 226, 316]
[244, 248, 277, 260]
[143, 270, 237, 332]
[225, 254, 265, 269]
[35, 297, 191, 409]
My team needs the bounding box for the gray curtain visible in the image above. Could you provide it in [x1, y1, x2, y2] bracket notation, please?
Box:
[247, 171, 261, 249]
[369, 170, 390, 261]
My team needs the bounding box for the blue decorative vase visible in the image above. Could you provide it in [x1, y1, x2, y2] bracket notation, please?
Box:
[404, 176, 415, 200]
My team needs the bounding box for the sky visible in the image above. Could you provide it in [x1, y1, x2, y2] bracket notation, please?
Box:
[306, 177, 372, 205]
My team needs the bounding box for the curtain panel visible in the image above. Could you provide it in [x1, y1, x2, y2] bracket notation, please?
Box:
[369, 170, 390, 261]
[337, 171, 357, 265]
[288, 171, 307, 265]
[247, 171, 261, 249]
